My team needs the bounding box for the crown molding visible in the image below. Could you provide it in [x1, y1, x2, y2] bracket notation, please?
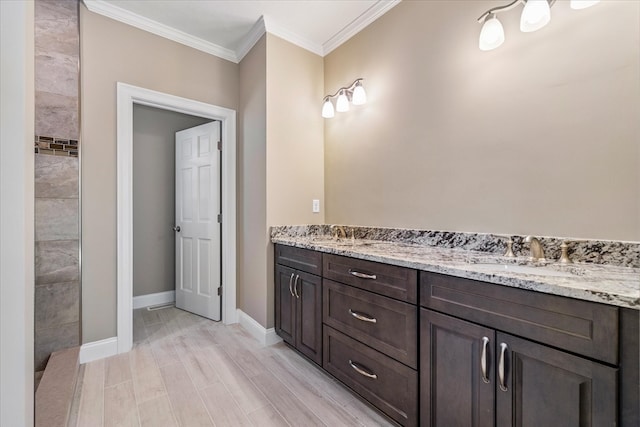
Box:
[235, 16, 267, 62]
[322, 0, 401, 56]
[82, 0, 400, 63]
[263, 16, 324, 56]
[82, 0, 239, 63]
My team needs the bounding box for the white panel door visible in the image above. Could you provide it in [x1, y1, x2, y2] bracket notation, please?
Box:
[175, 121, 221, 321]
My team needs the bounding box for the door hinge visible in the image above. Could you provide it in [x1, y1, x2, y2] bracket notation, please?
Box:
[217, 213, 222, 223]
[217, 140, 221, 151]
[217, 287, 222, 296]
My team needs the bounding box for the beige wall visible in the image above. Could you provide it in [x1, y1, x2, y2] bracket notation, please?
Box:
[265, 34, 325, 327]
[266, 34, 325, 227]
[324, 0, 640, 241]
[237, 34, 325, 328]
[80, 5, 238, 342]
[132, 105, 211, 297]
[238, 36, 268, 327]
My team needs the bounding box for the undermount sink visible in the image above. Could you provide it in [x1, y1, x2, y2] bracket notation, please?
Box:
[470, 263, 581, 278]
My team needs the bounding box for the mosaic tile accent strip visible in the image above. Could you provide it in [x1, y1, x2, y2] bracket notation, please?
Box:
[35, 135, 78, 157]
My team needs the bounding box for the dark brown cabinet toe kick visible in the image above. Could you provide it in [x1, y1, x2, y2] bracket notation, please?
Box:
[274, 244, 639, 427]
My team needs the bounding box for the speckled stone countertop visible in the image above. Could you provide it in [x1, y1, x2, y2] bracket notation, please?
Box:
[271, 225, 640, 310]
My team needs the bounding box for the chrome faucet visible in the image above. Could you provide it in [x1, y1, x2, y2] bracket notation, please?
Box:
[523, 236, 546, 262]
[330, 225, 347, 240]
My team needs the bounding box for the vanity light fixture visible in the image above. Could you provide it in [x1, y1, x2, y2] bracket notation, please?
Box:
[322, 78, 366, 118]
[477, 0, 600, 51]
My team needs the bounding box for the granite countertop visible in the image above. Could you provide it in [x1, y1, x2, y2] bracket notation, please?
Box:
[272, 233, 640, 310]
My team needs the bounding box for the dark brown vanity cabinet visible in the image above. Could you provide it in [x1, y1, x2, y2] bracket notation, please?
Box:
[274, 244, 639, 426]
[323, 254, 419, 427]
[420, 272, 620, 427]
[275, 245, 322, 365]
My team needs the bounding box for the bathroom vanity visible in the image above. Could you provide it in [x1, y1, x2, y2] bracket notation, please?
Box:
[272, 226, 640, 427]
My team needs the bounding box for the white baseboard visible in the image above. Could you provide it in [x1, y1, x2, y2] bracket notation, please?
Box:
[79, 337, 118, 364]
[236, 309, 282, 346]
[132, 290, 175, 309]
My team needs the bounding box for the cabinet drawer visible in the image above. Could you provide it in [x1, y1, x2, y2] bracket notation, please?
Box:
[324, 254, 417, 303]
[323, 326, 418, 427]
[420, 272, 619, 365]
[323, 279, 417, 368]
[275, 244, 322, 276]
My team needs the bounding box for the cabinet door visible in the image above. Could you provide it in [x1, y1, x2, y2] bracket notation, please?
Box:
[420, 309, 495, 427]
[275, 265, 296, 346]
[496, 332, 617, 427]
[295, 271, 322, 365]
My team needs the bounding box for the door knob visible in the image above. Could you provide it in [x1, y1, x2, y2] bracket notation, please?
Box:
[173, 225, 181, 232]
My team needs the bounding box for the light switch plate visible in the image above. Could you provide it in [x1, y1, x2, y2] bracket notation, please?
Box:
[312, 199, 320, 213]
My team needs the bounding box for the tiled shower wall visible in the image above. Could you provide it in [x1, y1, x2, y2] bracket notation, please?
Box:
[34, 0, 80, 372]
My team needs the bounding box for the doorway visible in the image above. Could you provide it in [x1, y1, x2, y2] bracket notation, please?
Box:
[132, 107, 222, 323]
[117, 83, 237, 355]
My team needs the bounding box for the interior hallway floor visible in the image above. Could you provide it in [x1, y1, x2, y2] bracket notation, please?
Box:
[69, 306, 394, 426]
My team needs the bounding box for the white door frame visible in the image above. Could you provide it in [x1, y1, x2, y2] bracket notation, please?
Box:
[116, 82, 237, 354]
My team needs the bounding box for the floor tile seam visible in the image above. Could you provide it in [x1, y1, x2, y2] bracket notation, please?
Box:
[246, 403, 293, 427]
[145, 378, 179, 427]
[193, 387, 221, 427]
[267, 347, 373, 427]
[199, 372, 265, 425]
[103, 380, 141, 427]
[245, 365, 327, 427]
[216, 332, 265, 379]
[155, 363, 184, 426]
[256, 351, 335, 427]
[176, 341, 223, 391]
[76, 365, 105, 427]
[131, 378, 169, 406]
[245, 404, 291, 427]
[150, 335, 181, 368]
[173, 352, 219, 427]
[147, 346, 172, 403]
[129, 343, 166, 384]
[205, 343, 283, 423]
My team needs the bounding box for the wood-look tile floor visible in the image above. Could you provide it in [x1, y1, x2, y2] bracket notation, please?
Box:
[70, 307, 394, 427]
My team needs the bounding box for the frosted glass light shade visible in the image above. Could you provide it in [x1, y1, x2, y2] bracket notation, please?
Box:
[321, 99, 335, 118]
[570, 0, 600, 9]
[479, 16, 505, 51]
[520, 0, 551, 32]
[336, 90, 349, 112]
[352, 83, 367, 105]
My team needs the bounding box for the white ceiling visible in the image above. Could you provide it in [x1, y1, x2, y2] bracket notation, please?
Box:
[83, 0, 401, 63]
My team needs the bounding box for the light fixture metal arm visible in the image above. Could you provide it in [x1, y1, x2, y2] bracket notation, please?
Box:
[323, 78, 364, 101]
[477, 0, 524, 22]
[477, 0, 556, 23]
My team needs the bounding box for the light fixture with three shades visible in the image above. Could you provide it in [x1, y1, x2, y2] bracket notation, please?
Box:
[478, 0, 600, 51]
[321, 78, 367, 118]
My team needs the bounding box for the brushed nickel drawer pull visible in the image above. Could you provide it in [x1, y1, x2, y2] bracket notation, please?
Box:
[349, 269, 377, 280]
[288, 273, 295, 297]
[348, 309, 377, 324]
[293, 275, 300, 299]
[348, 360, 378, 379]
[499, 342, 508, 392]
[481, 336, 490, 384]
